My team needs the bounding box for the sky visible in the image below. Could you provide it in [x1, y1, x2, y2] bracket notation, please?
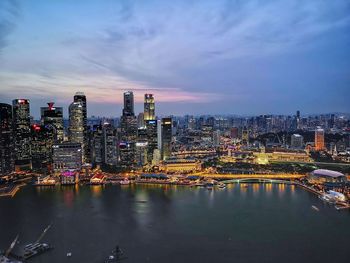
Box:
[0, 0, 350, 118]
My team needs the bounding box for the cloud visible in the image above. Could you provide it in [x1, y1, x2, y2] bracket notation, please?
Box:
[0, 0, 20, 53]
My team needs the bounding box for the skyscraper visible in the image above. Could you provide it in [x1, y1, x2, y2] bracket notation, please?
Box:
[12, 99, 32, 171]
[40, 102, 64, 141]
[315, 128, 325, 151]
[69, 101, 84, 149]
[73, 92, 89, 162]
[0, 103, 14, 175]
[31, 124, 55, 174]
[161, 117, 172, 160]
[123, 91, 134, 116]
[120, 91, 137, 167]
[146, 120, 158, 163]
[144, 94, 155, 121]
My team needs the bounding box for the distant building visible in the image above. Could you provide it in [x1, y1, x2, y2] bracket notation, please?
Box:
[213, 130, 221, 147]
[241, 127, 249, 146]
[291, 134, 304, 149]
[161, 159, 201, 173]
[230, 127, 239, 139]
[161, 118, 172, 160]
[12, 99, 32, 171]
[315, 128, 325, 151]
[52, 142, 82, 172]
[40, 102, 64, 142]
[0, 103, 14, 175]
[144, 94, 155, 121]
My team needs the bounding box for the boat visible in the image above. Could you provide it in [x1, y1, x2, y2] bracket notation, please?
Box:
[22, 225, 53, 260]
[67, 252, 72, 257]
[119, 178, 130, 185]
[105, 246, 127, 263]
[311, 205, 319, 211]
[206, 183, 214, 190]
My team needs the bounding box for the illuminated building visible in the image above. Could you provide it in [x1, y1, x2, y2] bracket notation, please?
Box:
[73, 92, 89, 162]
[89, 125, 103, 166]
[12, 99, 32, 171]
[52, 142, 82, 172]
[161, 159, 201, 173]
[291, 134, 304, 149]
[120, 91, 137, 167]
[0, 103, 14, 175]
[201, 124, 213, 142]
[102, 123, 118, 165]
[90, 173, 106, 184]
[241, 127, 249, 146]
[60, 170, 79, 185]
[40, 102, 64, 142]
[315, 128, 325, 151]
[308, 169, 347, 188]
[146, 120, 158, 163]
[136, 127, 148, 166]
[31, 124, 55, 174]
[144, 94, 155, 121]
[161, 118, 172, 160]
[69, 101, 84, 150]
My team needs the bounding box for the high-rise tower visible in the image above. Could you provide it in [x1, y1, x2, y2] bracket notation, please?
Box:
[0, 103, 14, 175]
[144, 94, 155, 121]
[73, 92, 89, 162]
[69, 101, 84, 148]
[161, 117, 172, 160]
[12, 99, 32, 171]
[40, 102, 64, 141]
[315, 128, 325, 151]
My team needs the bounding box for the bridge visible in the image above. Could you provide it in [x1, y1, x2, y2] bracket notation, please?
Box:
[221, 178, 294, 184]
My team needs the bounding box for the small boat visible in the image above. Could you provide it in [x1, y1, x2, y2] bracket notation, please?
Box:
[217, 183, 226, 189]
[105, 246, 127, 262]
[311, 205, 319, 211]
[67, 252, 72, 257]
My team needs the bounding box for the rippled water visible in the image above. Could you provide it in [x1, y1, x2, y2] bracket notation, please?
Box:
[0, 183, 349, 263]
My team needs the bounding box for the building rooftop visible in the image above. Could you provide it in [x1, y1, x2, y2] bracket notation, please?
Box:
[311, 169, 345, 178]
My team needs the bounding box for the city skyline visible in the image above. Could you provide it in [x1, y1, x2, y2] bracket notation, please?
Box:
[1, 0, 350, 117]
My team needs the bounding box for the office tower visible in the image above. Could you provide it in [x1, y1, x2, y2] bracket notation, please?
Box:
[102, 123, 118, 166]
[161, 118, 172, 160]
[138, 113, 145, 128]
[52, 142, 82, 172]
[89, 124, 103, 166]
[40, 102, 64, 141]
[315, 128, 325, 151]
[31, 124, 55, 174]
[157, 119, 162, 150]
[69, 101, 84, 148]
[73, 92, 89, 162]
[120, 91, 137, 167]
[291, 134, 304, 149]
[122, 91, 134, 116]
[12, 99, 32, 171]
[146, 120, 158, 163]
[0, 103, 14, 175]
[136, 127, 148, 166]
[144, 94, 155, 121]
